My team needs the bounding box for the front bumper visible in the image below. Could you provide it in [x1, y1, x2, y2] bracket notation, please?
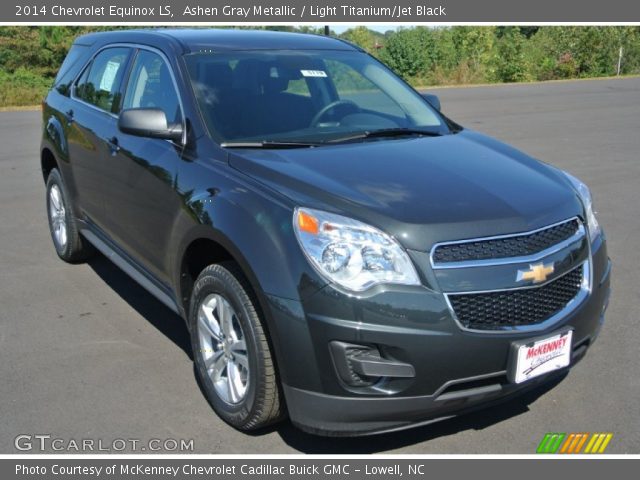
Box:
[265, 237, 611, 436]
[283, 369, 569, 436]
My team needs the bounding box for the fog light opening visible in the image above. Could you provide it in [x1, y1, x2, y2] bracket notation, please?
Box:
[329, 341, 415, 388]
[330, 342, 380, 387]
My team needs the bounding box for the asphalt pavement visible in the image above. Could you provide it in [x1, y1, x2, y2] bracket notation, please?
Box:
[0, 77, 638, 453]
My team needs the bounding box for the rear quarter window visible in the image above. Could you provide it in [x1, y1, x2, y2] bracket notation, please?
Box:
[54, 44, 90, 96]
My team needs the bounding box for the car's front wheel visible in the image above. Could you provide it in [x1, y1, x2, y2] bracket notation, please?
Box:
[46, 168, 94, 263]
[189, 262, 285, 430]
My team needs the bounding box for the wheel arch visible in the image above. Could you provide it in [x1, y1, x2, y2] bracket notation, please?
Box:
[175, 227, 287, 381]
[41, 147, 58, 183]
[41, 112, 69, 181]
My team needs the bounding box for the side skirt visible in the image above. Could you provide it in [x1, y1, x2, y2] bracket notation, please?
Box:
[79, 225, 181, 315]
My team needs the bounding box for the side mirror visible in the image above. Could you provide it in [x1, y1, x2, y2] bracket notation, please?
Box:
[118, 108, 183, 143]
[421, 93, 441, 112]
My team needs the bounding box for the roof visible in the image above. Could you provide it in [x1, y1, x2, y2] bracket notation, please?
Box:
[74, 28, 359, 54]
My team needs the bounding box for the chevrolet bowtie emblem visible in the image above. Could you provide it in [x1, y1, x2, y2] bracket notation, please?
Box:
[517, 262, 555, 284]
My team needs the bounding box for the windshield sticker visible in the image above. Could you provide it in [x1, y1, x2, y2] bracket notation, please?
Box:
[99, 60, 121, 92]
[301, 70, 327, 78]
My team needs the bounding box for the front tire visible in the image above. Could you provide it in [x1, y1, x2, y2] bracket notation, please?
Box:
[45, 168, 94, 263]
[189, 262, 285, 430]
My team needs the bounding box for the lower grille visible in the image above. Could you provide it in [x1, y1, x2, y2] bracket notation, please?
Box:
[448, 265, 584, 330]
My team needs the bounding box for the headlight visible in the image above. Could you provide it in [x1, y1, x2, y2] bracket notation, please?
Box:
[563, 171, 601, 240]
[293, 208, 420, 292]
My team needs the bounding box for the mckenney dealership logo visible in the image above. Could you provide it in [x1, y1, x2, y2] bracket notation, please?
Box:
[537, 433, 614, 454]
[517, 262, 555, 283]
[526, 335, 568, 360]
[522, 334, 569, 376]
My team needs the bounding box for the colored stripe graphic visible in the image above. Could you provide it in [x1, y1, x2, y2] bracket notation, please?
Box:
[573, 433, 589, 453]
[537, 433, 566, 453]
[597, 433, 614, 453]
[538, 433, 613, 454]
[559, 433, 589, 453]
[585, 433, 614, 454]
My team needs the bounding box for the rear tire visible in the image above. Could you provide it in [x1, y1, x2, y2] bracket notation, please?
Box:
[46, 168, 94, 263]
[189, 262, 285, 430]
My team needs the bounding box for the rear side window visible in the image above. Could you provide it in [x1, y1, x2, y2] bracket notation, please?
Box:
[122, 50, 182, 125]
[75, 47, 130, 113]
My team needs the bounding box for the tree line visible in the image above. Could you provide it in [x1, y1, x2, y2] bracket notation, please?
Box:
[343, 26, 640, 85]
[1, 26, 639, 107]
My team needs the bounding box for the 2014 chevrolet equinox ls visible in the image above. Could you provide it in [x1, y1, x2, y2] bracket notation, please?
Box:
[41, 29, 611, 436]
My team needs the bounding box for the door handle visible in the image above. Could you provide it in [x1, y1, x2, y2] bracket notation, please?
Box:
[107, 136, 120, 155]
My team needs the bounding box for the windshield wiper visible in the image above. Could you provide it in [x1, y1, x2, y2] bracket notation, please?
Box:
[220, 140, 321, 149]
[328, 128, 442, 144]
[220, 129, 442, 148]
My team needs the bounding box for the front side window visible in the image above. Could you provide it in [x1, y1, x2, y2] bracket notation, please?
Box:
[185, 50, 447, 144]
[123, 50, 182, 125]
[75, 47, 130, 113]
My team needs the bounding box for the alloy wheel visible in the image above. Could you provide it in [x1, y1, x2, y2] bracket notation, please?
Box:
[197, 293, 250, 404]
[49, 184, 67, 249]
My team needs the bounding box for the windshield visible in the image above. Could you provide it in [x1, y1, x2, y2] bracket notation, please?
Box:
[185, 50, 450, 145]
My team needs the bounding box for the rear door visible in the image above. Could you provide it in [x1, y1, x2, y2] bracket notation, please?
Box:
[67, 47, 132, 229]
[101, 48, 186, 285]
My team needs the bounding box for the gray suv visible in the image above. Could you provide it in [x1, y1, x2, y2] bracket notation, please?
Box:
[41, 29, 611, 436]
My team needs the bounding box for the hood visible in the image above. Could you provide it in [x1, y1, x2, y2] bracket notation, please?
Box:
[228, 130, 582, 251]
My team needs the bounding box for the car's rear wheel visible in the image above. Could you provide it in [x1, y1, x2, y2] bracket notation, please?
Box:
[189, 262, 285, 430]
[46, 168, 94, 263]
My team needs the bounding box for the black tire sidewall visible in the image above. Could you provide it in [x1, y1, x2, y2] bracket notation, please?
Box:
[189, 267, 262, 427]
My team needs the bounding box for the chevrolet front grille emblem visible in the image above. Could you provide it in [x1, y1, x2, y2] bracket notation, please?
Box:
[517, 262, 555, 284]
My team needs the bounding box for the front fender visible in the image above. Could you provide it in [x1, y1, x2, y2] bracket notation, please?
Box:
[173, 184, 325, 305]
[169, 176, 327, 387]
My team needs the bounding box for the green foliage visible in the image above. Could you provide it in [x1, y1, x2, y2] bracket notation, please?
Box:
[492, 27, 532, 82]
[0, 67, 51, 106]
[525, 26, 640, 80]
[343, 26, 640, 86]
[379, 27, 434, 80]
[340, 26, 383, 54]
[1, 26, 639, 107]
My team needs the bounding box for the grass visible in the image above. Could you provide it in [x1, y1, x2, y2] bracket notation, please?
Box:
[0, 69, 52, 108]
[413, 72, 640, 91]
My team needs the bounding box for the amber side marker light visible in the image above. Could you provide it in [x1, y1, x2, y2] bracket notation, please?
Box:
[297, 210, 319, 235]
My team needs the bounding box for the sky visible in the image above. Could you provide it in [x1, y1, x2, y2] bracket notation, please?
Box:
[319, 25, 399, 34]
